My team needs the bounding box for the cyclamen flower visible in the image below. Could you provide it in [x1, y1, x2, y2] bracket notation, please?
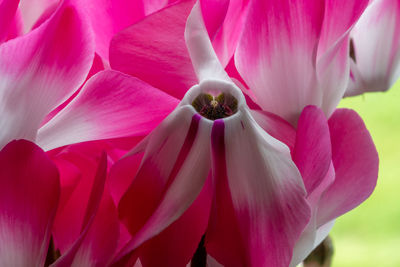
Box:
[111, 3, 310, 267]
[108, 1, 378, 266]
[346, 0, 400, 96]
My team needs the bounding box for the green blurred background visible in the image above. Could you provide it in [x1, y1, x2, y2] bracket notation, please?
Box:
[331, 81, 400, 267]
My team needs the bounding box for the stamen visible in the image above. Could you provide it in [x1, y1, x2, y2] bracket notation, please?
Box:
[192, 92, 238, 120]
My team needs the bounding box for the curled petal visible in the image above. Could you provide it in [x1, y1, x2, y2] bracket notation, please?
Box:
[37, 70, 178, 151]
[317, 108, 378, 226]
[346, 0, 400, 96]
[185, 1, 230, 82]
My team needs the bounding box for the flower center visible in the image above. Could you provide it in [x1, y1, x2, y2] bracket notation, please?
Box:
[192, 92, 238, 120]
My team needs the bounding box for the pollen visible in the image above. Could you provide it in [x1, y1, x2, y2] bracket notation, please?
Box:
[192, 92, 238, 120]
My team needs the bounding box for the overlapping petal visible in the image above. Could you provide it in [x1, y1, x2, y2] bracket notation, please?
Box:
[0, 0, 94, 148]
[110, 0, 197, 99]
[114, 107, 212, 266]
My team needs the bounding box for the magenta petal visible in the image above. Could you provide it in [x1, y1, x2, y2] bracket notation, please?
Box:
[0, 140, 60, 266]
[293, 106, 332, 194]
[114, 110, 211, 265]
[110, 0, 197, 99]
[206, 114, 311, 267]
[52, 152, 115, 266]
[235, 0, 324, 123]
[250, 109, 296, 151]
[317, 108, 378, 226]
[0, 0, 19, 43]
[0, 0, 94, 147]
[37, 70, 179, 151]
[138, 176, 212, 267]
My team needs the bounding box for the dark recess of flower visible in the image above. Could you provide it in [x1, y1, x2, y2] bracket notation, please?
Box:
[192, 92, 238, 120]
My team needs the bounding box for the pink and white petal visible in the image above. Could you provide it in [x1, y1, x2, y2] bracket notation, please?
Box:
[0, 140, 60, 266]
[37, 70, 179, 151]
[317, 108, 378, 226]
[346, 0, 400, 96]
[41, 52, 105, 127]
[185, 1, 231, 82]
[206, 111, 311, 267]
[0, 1, 94, 148]
[114, 108, 211, 265]
[293, 106, 331, 194]
[317, 0, 368, 115]
[235, 0, 324, 124]
[0, 0, 19, 43]
[250, 109, 296, 151]
[110, 0, 197, 99]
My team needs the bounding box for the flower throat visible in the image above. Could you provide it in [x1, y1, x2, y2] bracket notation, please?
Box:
[192, 92, 238, 120]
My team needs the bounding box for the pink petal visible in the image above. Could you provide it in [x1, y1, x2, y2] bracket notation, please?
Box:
[51, 150, 104, 253]
[37, 70, 178, 151]
[52, 152, 117, 267]
[114, 110, 211, 265]
[293, 106, 332, 194]
[0, 0, 19, 43]
[250, 109, 296, 151]
[206, 113, 311, 267]
[317, 108, 378, 226]
[79, 0, 164, 61]
[110, 0, 197, 99]
[0, 0, 94, 148]
[346, 0, 400, 96]
[0, 140, 60, 266]
[138, 176, 211, 267]
[317, 0, 368, 115]
[235, 0, 324, 124]
[5, 8, 23, 41]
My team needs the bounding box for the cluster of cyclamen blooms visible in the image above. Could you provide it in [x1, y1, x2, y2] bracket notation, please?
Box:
[0, 0, 398, 266]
